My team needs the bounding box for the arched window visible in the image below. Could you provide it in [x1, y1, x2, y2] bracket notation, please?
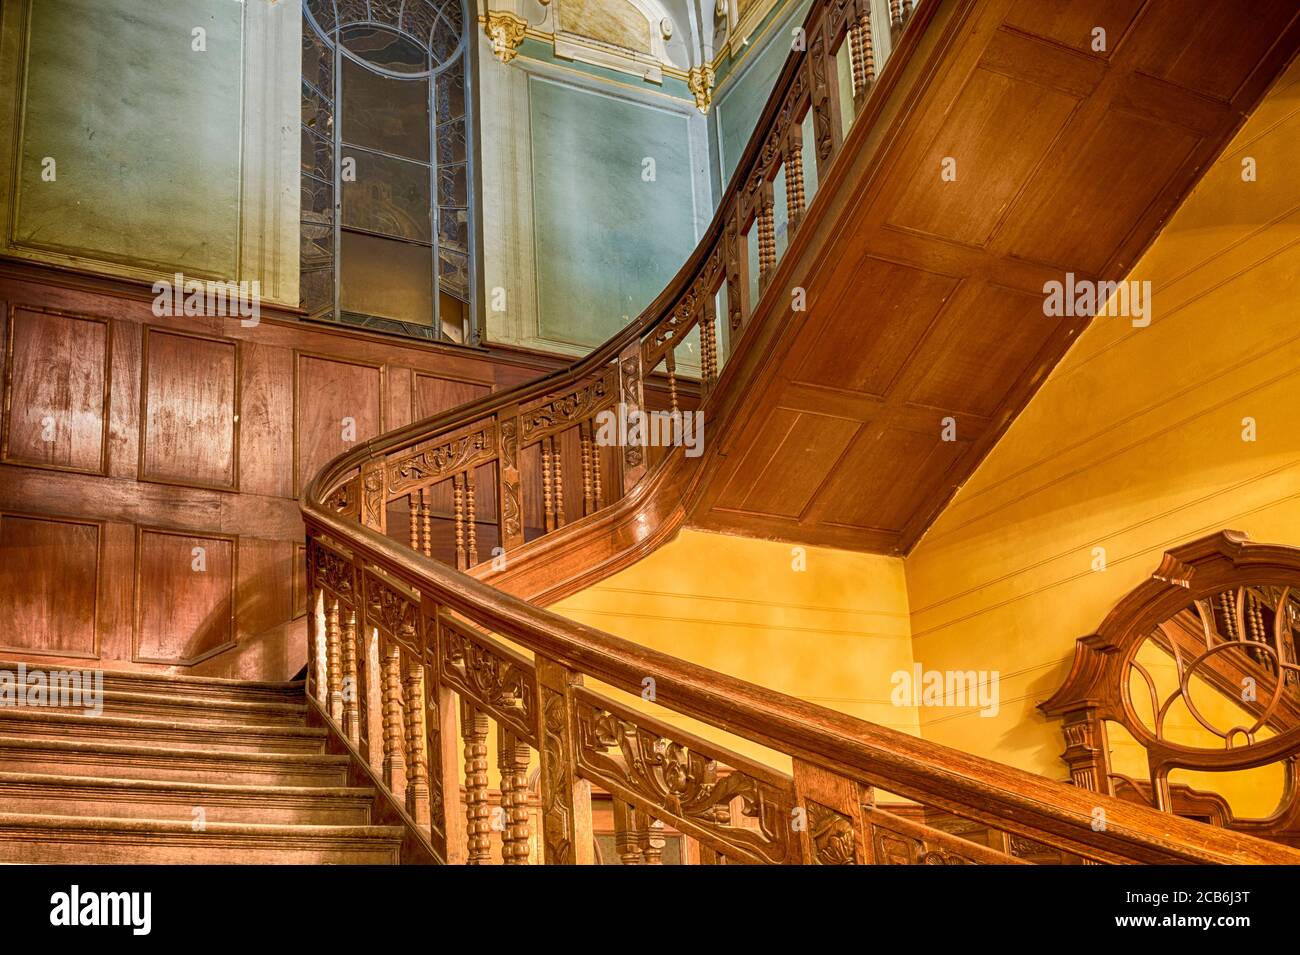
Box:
[301, 0, 476, 343]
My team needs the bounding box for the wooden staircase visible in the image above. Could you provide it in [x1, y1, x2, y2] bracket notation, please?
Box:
[0, 663, 406, 864]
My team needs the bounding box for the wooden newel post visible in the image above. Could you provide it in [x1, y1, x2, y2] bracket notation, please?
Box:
[616, 341, 648, 494]
[792, 759, 874, 864]
[534, 656, 595, 864]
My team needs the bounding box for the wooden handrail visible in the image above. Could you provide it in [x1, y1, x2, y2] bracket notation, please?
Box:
[300, 0, 1300, 864]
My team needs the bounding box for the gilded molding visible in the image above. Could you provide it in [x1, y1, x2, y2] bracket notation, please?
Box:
[687, 65, 715, 114]
[484, 10, 529, 64]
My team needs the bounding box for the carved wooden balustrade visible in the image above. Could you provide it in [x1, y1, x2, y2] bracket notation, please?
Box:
[1043, 531, 1300, 849]
[299, 0, 1300, 865]
[313, 0, 922, 572]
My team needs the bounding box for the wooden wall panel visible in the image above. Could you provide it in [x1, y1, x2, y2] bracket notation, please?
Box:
[413, 373, 491, 420]
[134, 527, 235, 666]
[0, 512, 99, 658]
[2, 306, 109, 474]
[0, 262, 572, 678]
[140, 327, 240, 490]
[294, 353, 384, 497]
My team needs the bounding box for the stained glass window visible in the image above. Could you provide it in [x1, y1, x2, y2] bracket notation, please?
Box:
[300, 0, 476, 344]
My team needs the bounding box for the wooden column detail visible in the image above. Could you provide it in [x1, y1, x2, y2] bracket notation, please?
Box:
[534, 656, 594, 864]
[403, 655, 430, 825]
[381, 640, 407, 797]
[461, 700, 492, 864]
[498, 725, 532, 864]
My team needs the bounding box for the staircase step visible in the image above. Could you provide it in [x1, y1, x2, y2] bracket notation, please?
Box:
[0, 709, 327, 754]
[0, 773, 375, 825]
[0, 659, 304, 705]
[0, 737, 351, 786]
[0, 813, 404, 864]
[4, 690, 309, 726]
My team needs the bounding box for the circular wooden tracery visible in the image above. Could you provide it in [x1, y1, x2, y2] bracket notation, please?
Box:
[1042, 531, 1300, 844]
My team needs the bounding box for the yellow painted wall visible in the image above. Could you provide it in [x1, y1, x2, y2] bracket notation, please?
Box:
[903, 57, 1300, 812]
[551, 529, 918, 771]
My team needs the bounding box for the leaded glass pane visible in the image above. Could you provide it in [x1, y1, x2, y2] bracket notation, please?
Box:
[340, 232, 434, 325]
[341, 57, 430, 162]
[341, 147, 433, 243]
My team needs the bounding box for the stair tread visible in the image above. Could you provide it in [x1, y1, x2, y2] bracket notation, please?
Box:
[0, 812, 404, 841]
[0, 709, 325, 737]
[0, 659, 304, 694]
[56, 689, 307, 712]
[0, 735, 349, 764]
[0, 771, 373, 800]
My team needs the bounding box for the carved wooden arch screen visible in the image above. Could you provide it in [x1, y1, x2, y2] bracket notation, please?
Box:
[1041, 531, 1300, 844]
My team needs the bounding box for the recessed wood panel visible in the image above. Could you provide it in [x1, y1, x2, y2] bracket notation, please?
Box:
[814, 427, 969, 532]
[2, 306, 109, 474]
[134, 527, 235, 665]
[140, 327, 239, 489]
[295, 353, 384, 496]
[1002, 0, 1143, 59]
[793, 257, 960, 396]
[412, 373, 490, 420]
[999, 106, 1200, 273]
[903, 283, 1061, 417]
[1127, 0, 1297, 103]
[889, 68, 1079, 247]
[0, 513, 99, 658]
[715, 407, 860, 518]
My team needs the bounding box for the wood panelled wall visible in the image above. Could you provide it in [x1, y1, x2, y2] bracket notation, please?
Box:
[0, 262, 569, 680]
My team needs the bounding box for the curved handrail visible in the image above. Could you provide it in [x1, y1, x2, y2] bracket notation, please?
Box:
[300, 0, 1300, 864]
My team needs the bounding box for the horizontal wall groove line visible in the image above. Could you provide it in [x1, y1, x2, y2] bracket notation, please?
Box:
[916, 341, 1300, 553]
[1027, 223, 1300, 393]
[914, 448, 1300, 620]
[579, 584, 911, 619]
[913, 481, 1300, 641]
[925, 233, 1300, 527]
[559, 606, 908, 639]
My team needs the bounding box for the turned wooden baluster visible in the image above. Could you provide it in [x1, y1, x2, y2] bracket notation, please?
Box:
[309, 587, 325, 704]
[402, 652, 430, 824]
[420, 487, 432, 557]
[849, 2, 875, 101]
[665, 349, 679, 416]
[541, 438, 555, 533]
[408, 491, 421, 552]
[453, 473, 466, 568]
[552, 435, 566, 529]
[592, 428, 603, 508]
[498, 726, 532, 864]
[465, 470, 479, 566]
[381, 639, 407, 797]
[461, 701, 492, 863]
[638, 809, 666, 865]
[613, 798, 644, 865]
[327, 598, 343, 722]
[784, 125, 807, 232]
[342, 607, 360, 742]
[579, 421, 596, 517]
[701, 290, 719, 389]
[757, 181, 776, 290]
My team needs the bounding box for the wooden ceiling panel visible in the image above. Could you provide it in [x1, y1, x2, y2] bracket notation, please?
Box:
[901, 282, 1061, 418]
[714, 407, 860, 518]
[1126, 0, 1298, 103]
[997, 106, 1201, 273]
[889, 66, 1081, 248]
[689, 0, 1300, 555]
[811, 426, 970, 533]
[792, 256, 959, 396]
[1002, 0, 1144, 60]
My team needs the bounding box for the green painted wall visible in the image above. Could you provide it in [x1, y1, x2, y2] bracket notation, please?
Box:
[529, 76, 698, 348]
[14, 0, 243, 278]
[713, 0, 811, 188]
